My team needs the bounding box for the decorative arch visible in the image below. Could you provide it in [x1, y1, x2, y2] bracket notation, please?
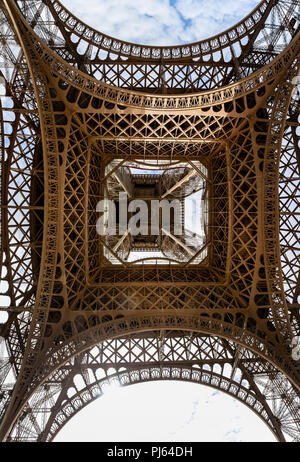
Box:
[45, 366, 281, 442]
[0, 0, 299, 443]
[7, 332, 300, 442]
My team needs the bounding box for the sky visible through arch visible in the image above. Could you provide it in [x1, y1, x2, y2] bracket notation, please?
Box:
[54, 0, 276, 443]
[55, 381, 276, 442]
[62, 0, 259, 46]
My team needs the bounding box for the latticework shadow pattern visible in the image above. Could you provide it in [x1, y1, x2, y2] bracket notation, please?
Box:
[0, 0, 299, 442]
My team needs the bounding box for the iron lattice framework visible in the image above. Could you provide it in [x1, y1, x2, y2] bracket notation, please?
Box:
[0, 0, 299, 442]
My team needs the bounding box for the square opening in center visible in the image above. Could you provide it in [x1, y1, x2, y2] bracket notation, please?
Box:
[98, 159, 209, 265]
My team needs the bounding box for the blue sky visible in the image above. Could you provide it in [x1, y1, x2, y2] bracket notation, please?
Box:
[55, 0, 276, 443]
[63, 0, 258, 46]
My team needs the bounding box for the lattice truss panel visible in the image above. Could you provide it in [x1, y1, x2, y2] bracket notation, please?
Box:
[13, 0, 300, 92]
[6, 334, 300, 442]
[279, 98, 300, 309]
[0, 2, 42, 417]
[0, 0, 299, 442]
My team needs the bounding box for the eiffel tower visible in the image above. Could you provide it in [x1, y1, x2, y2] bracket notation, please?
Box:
[0, 0, 299, 442]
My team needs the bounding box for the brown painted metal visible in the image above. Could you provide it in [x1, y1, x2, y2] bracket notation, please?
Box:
[0, 0, 299, 442]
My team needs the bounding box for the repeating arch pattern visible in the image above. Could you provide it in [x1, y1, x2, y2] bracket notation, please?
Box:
[15, 0, 300, 92]
[0, 0, 299, 442]
[7, 333, 300, 442]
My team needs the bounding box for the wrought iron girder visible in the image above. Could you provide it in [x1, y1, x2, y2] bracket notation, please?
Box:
[0, 0, 299, 443]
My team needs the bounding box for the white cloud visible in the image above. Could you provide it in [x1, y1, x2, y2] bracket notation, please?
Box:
[63, 0, 183, 45]
[62, 0, 258, 45]
[176, 0, 257, 22]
